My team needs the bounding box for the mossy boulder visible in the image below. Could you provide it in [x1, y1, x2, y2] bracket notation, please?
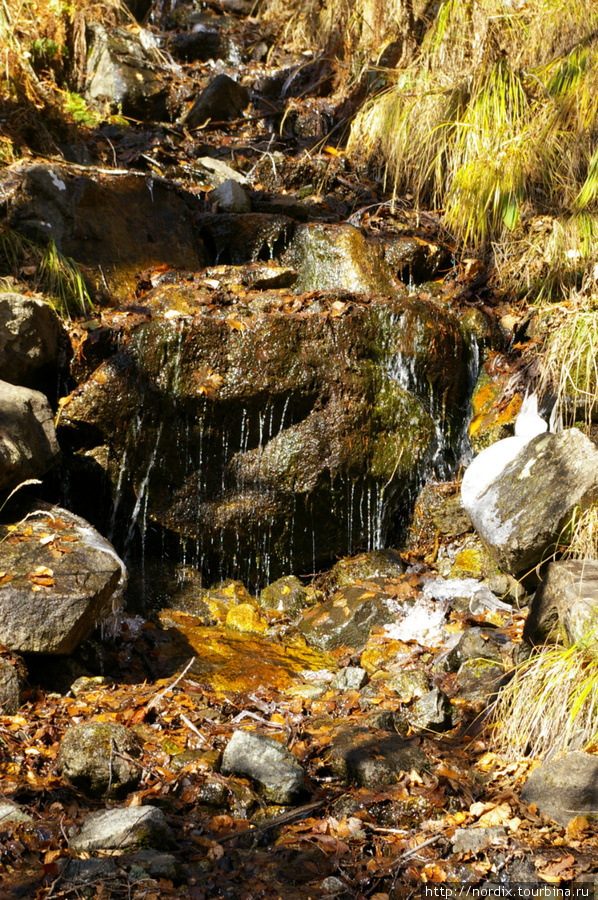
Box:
[58, 722, 142, 798]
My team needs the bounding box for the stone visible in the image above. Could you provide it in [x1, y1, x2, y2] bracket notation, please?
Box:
[1, 163, 208, 297]
[59, 722, 142, 798]
[122, 850, 185, 884]
[0, 380, 60, 491]
[221, 729, 306, 804]
[445, 627, 504, 672]
[382, 235, 452, 284]
[85, 23, 169, 119]
[0, 507, 126, 654]
[524, 560, 598, 645]
[0, 801, 33, 824]
[331, 667, 368, 691]
[451, 826, 507, 855]
[69, 806, 173, 852]
[194, 157, 248, 186]
[298, 582, 409, 652]
[462, 429, 598, 578]
[59, 858, 119, 885]
[211, 178, 251, 213]
[387, 669, 430, 702]
[407, 687, 453, 731]
[520, 751, 598, 826]
[192, 212, 291, 265]
[0, 656, 22, 714]
[168, 30, 241, 65]
[284, 224, 398, 295]
[455, 659, 504, 712]
[259, 576, 313, 616]
[0, 293, 68, 389]
[328, 727, 429, 787]
[325, 549, 404, 592]
[407, 481, 471, 548]
[182, 73, 249, 128]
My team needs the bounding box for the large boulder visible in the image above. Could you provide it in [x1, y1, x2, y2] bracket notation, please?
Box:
[1, 163, 208, 297]
[524, 560, 598, 645]
[58, 295, 474, 585]
[0, 293, 69, 388]
[0, 506, 126, 654]
[0, 380, 61, 491]
[461, 429, 598, 578]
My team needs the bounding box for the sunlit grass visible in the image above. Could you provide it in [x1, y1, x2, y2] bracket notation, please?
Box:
[492, 632, 598, 760]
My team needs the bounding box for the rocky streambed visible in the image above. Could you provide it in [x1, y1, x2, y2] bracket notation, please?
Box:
[2, 0, 598, 897]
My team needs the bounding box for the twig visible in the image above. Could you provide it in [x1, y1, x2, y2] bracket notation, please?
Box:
[206, 797, 330, 844]
[146, 657, 196, 712]
[392, 832, 444, 865]
[180, 713, 209, 747]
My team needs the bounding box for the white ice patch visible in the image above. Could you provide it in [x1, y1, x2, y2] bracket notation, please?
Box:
[422, 576, 513, 614]
[48, 170, 66, 191]
[383, 598, 448, 646]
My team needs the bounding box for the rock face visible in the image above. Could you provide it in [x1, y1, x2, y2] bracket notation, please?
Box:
[462, 429, 598, 578]
[524, 560, 598, 645]
[58, 296, 473, 586]
[521, 751, 598, 826]
[0, 507, 125, 654]
[59, 722, 142, 798]
[0, 380, 61, 491]
[221, 729, 306, 803]
[0, 293, 68, 389]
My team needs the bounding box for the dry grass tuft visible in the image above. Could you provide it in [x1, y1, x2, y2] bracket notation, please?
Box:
[492, 632, 598, 760]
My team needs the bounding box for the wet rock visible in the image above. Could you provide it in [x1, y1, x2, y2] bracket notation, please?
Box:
[467, 370, 521, 453]
[259, 576, 313, 616]
[85, 23, 170, 120]
[225, 601, 268, 633]
[407, 687, 453, 731]
[168, 30, 242, 65]
[170, 749, 221, 773]
[58, 296, 473, 585]
[211, 178, 251, 213]
[328, 727, 429, 786]
[194, 157, 248, 186]
[298, 582, 408, 652]
[59, 858, 119, 885]
[451, 826, 507, 855]
[326, 549, 405, 592]
[0, 293, 69, 389]
[524, 560, 598, 646]
[205, 262, 297, 290]
[284, 224, 398, 294]
[122, 850, 185, 884]
[462, 429, 598, 578]
[2, 163, 207, 297]
[193, 212, 291, 264]
[221, 729, 306, 804]
[521, 751, 598, 826]
[0, 801, 33, 824]
[331, 666, 368, 691]
[69, 806, 173, 852]
[0, 507, 125, 654]
[387, 669, 430, 701]
[59, 721, 142, 798]
[382, 235, 452, 284]
[407, 481, 471, 547]
[182, 73, 250, 128]
[0, 380, 60, 491]
[0, 655, 23, 714]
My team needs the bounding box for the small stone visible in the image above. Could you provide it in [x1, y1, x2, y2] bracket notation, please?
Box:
[331, 667, 368, 691]
[0, 801, 33, 824]
[211, 179, 251, 213]
[521, 751, 598, 826]
[329, 727, 429, 787]
[387, 669, 430, 702]
[260, 576, 311, 615]
[69, 806, 174, 852]
[451, 826, 507, 855]
[59, 722, 141, 798]
[407, 687, 453, 731]
[221, 729, 306, 804]
[123, 850, 185, 884]
[321, 875, 347, 894]
[285, 683, 329, 701]
[0, 656, 22, 714]
[225, 602, 268, 633]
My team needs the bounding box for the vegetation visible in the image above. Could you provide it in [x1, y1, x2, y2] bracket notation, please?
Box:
[493, 633, 598, 760]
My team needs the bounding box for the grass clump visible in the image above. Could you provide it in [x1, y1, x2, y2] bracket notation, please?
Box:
[347, 0, 598, 294]
[0, 225, 91, 319]
[492, 632, 598, 760]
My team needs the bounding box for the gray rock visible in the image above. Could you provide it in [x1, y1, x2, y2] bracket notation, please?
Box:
[321, 875, 347, 895]
[122, 850, 185, 883]
[407, 687, 453, 731]
[0, 506, 126, 654]
[221, 729, 305, 804]
[445, 627, 504, 672]
[328, 727, 429, 787]
[69, 806, 173, 852]
[521, 751, 598, 826]
[524, 560, 598, 645]
[326, 549, 405, 592]
[182, 74, 249, 128]
[0, 656, 21, 714]
[387, 669, 430, 701]
[0, 801, 33, 824]
[59, 722, 142, 798]
[331, 667, 368, 691]
[455, 659, 504, 712]
[0, 294, 67, 387]
[168, 29, 242, 65]
[195, 157, 248, 186]
[259, 576, 312, 616]
[211, 178, 251, 213]
[59, 858, 118, 884]
[451, 826, 507, 855]
[0, 380, 60, 491]
[462, 429, 598, 578]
